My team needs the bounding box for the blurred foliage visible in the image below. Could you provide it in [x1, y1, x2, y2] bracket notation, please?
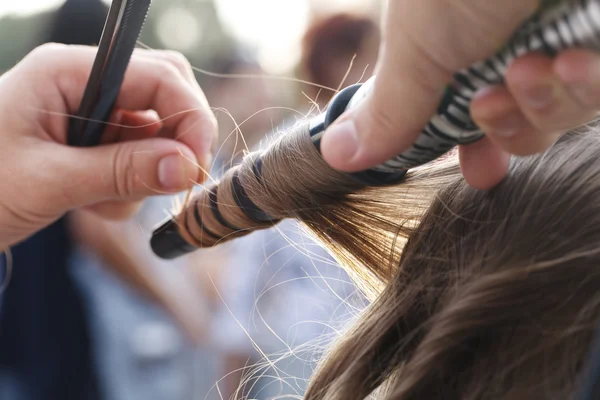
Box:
[0, 0, 239, 82]
[0, 11, 52, 73]
[0, 0, 366, 123]
[140, 0, 241, 87]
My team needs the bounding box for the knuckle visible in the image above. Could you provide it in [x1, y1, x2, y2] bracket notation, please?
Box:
[23, 44, 59, 70]
[111, 146, 138, 198]
[33, 42, 67, 56]
[154, 58, 181, 80]
[28, 43, 68, 63]
[160, 50, 192, 75]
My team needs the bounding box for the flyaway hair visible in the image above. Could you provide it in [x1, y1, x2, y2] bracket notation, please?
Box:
[165, 121, 600, 399]
[163, 121, 432, 297]
[145, 0, 600, 398]
[302, 127, 600, 399]
[152, 0, 600, 266]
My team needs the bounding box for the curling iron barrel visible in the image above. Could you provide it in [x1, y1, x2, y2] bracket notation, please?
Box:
[151, 0, 600, 259]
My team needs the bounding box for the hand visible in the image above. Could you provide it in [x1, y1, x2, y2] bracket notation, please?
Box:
[0, 44, 217, 248]
[320, 1, 600, 189]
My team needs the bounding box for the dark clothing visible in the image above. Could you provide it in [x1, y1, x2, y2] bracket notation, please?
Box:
[44, 0, 108, 46]
[0, 1, 108, 397]
[0, 218, 99, 399]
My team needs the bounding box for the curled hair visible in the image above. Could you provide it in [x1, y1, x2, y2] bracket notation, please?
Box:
[172, 121, 436, 296]
[167, 121, 600, 398]
[304, 127, 600, 399]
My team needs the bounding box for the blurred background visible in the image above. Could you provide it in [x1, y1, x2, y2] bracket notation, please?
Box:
[0, 0, 381, 399]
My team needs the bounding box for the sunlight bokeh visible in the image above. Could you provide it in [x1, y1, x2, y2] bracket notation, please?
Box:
[215, 0, 310, 74]
[0, 0, 378, 74]
[214, 0, 376, 73]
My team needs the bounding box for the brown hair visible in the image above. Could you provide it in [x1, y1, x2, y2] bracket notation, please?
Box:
[305, 127, 600, 399]
[168, 119, 600, 398]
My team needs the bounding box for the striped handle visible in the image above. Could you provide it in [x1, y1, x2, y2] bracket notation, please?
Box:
[347, 0, 600, 174]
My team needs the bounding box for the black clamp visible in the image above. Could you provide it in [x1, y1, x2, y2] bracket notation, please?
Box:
[150, 219, 198, 260]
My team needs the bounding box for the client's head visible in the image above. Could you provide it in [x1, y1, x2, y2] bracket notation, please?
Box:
[168, 94, 600, 398]
[305, 127, 600, 399]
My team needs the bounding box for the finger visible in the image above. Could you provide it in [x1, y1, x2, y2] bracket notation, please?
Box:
[319, 0, 538, 173]
[458, 136, 511, 190]
[471, 85, 554, 155]
[35, 45, 217, 178]
[138, 49, 199, 89]
[132, 50, 219, 155]
[553, 49, 600, 111]
[117, 57, 217, 173]
[506, 52, 596, 136]
[102, 109, 164, 144]
[50, 138, 199, 209]
[84, 200, 144, 221]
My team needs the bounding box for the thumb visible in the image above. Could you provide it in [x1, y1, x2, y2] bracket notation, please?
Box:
[320, 53, 450, 172]
[319, 0, 453, 172]
[57, 138, 200, 208]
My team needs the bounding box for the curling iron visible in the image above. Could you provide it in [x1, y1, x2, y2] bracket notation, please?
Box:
[150, 0, 600, 259]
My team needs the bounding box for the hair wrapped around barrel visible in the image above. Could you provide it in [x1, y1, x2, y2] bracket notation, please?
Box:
[172, 122, 366, 250]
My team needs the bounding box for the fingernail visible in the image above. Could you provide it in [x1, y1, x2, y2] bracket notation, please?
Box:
[524, 84, 555, 109]
[487, 111, 525, 138]
[142, 109, 160, 120]
[325, 119, 359, 160]
[158, 154, 188, 190]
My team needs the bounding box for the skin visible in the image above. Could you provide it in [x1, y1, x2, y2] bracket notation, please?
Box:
[320, 0, 600, 190]
[0, 44, 217, 249]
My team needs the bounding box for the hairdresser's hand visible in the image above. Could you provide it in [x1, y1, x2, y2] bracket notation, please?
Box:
[0, 44, 217, 248]
[321, 1, 600, 189]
